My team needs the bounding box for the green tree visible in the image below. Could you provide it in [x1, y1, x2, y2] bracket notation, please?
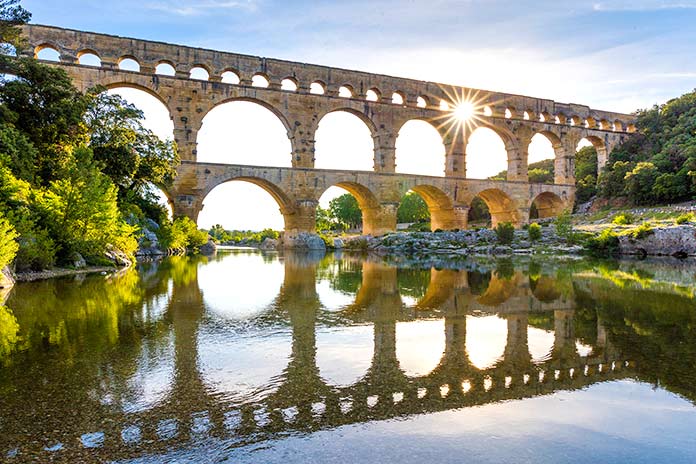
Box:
[329, 194, 362, 229]
[208, 224, 231, 243]
[0, 58, 90, 184]
[623, 162, 658, 205]
[397, 191, 430, 223]
[495, 222, 515, 245]
[158, 217, 208, 252]
[0, 0, 31, 55]
[84, 90, 179, 200]
[0, 212, 18, 268]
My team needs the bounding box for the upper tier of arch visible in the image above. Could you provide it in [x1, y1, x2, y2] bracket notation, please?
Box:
[21, 24, 635, 133]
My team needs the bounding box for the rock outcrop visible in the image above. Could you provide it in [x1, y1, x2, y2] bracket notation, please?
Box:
[618, 225, 696, 257]
[199, 239, 218, 256]
[259, 238, 279, 250]
[281, 233, 327, 251]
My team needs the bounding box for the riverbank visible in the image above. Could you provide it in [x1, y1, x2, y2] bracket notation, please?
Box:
[14, 265, 129, 283]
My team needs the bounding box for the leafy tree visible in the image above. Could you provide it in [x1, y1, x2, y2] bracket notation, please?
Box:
[158, 217, 208, 252]
[397, 191, 429, 223]
[0, 0, 31, 55]
[0, 212, 18, 268]
[528, 222, 542, 241]
[623, 162, 658, 205]
[468, 197, 491, 224]
[84, 90, 179, 200]
[555, 209, 575, 243]
[329, 194, 362, 229]
[208, 224, 231, 243]
[0, 58, 90, 184]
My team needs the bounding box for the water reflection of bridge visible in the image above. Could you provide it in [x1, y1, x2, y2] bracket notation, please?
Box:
[2, 254, 632, 461]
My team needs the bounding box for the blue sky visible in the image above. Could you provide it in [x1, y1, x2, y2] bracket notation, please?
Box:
[24, 0, 696, 112]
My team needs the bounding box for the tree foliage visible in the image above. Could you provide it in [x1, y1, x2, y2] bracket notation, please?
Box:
[397, 192, 429, 223]
[329, 194, 362, 229]
[599, 89, 696, 205]
[0, 0, 31, 55]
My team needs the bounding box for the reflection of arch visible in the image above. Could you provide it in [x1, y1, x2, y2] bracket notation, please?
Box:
[476, 273, 520, 306]
[409, 184, 457, 231]
[471, 188, 520, 227]
[529, 275, 561, 303]
[530, 191, 565, 219]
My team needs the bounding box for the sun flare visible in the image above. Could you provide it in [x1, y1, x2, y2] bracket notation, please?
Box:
[454, 102, 475, 121]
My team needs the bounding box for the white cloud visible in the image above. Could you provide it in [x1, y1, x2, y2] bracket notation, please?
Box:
[592, 1, 696, 11]
[146, 0, 258, 16]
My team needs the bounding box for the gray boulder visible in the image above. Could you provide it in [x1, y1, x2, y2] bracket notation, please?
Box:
[260, 238, 279, 250]
[199, 239, 218, 256]
[282, 232, 327, 250]
[619, 225, 696, 257]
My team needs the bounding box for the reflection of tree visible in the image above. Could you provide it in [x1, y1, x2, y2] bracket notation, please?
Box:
[396, 268, 431, 299]
[0, 305, 19, 362]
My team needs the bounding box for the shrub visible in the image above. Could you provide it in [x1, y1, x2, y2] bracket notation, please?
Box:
[495, 222, 515, 245]
[0, 214, 18, 269]
[585, 229, 620, 257]
[612, 213, 636, 225]
[528, 222, 542, 241]
[629, 222, 654, 241]
[675, 213, 695, 225]
[555, 209, 576, 243]
[158, 216, 209, 252]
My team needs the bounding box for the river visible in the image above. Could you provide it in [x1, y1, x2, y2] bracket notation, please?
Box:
[1, 250, 695, 463]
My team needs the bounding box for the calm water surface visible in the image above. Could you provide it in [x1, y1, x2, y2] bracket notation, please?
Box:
[1, 251, 696, 463]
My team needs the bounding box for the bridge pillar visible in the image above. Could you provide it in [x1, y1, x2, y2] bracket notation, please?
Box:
[363, 202, 398, 236]
[554, 135, 579, 185]
[430, 204, 469, 231]
[283, 199, 318, 237]
[288, 115, 316, 168]
[506, 137, 530, 182]
[171, 193, 204, 222]
[373, 129, 397, 173]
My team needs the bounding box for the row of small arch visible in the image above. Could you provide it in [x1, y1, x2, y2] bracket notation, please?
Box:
[33, 43, 635, 133]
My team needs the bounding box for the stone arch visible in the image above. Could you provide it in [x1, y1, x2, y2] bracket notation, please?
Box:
[76, 49, 102, 67]
[117, 55, 140, 72]
[476, 273, 520, 306]
[465, 126, 510, 180]
[530, 191, 565, 219]
[527, 130, 562, 180]
[319, 181, 384, 235]
[580, 135, 608, 172]
[197, 98, 292, 166]
[189, 64, 210, 81]
[395, 118, 446, 177]
[155, 60, 176, 76]
[220, 69, 241, 84]
[314, 109, 376, 171]
[102, 81, 173, 118]
[470, 188, 521, 227]
[198, 176, 295, 230]
[408, 184, 464, 231]
[281, 77, 299, 91]
[34, 42, 61, 60]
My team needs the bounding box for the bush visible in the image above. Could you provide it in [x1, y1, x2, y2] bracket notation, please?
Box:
[495, 222, 515, 245]
[555, 209, 576, 243]
[675, 213, 695, 225]
[629, 222, 654, 241]
[612, 213, 636, 225]
[158, 216, 209, 252]
[528, 222, 542, 241]
[0, 214, 18, 269]
[585, 229, 620, 257]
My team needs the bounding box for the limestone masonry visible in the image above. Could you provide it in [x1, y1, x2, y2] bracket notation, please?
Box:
[20, 24, 636, 240]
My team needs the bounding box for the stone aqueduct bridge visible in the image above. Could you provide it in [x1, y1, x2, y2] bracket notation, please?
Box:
[22, 25, 636, 237]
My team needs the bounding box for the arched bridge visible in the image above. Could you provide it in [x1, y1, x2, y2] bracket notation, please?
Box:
[19, 25, 636, 239]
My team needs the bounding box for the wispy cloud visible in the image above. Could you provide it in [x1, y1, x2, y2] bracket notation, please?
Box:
[592, 1, 696, 11]
[146, 0, 258, 16]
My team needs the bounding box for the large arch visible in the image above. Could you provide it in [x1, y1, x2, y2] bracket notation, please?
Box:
[579, 135, 608, 173]
[465, 127, 508, 179]
[314, 109, 375, 171]
[196, 99, 292, 167]
[530, 191, 565, 220]
[470, 188, 521, 227]
[318, 181, 382, 235]
[197, 177, 294, 231]
[408, 184, 463, 231]
[395, 119, 446, 176]
[527, 132, 558, 184]
[103, 84, 175, 140]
